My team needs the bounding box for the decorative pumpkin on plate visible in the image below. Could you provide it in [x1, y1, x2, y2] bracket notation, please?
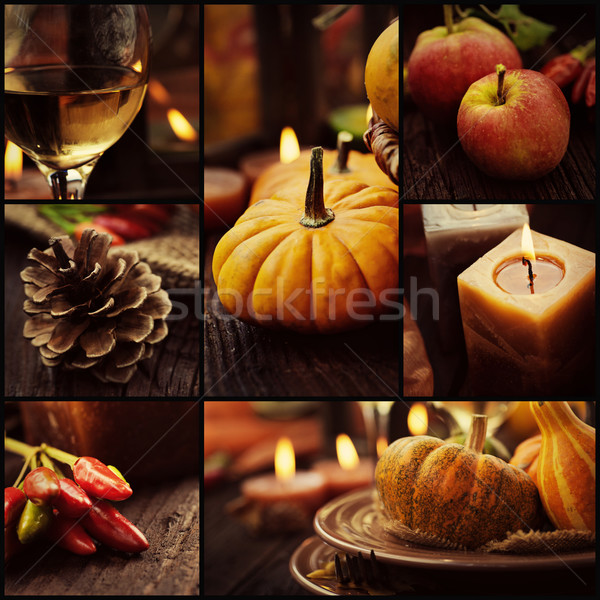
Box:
[509, 433, 542, 485]
[213, 147, 399, 334]
[530, 401, 595, 532]
[375, 414, 543, 549]
[249, 133, 397, 205]
[365, 20, 399, 132]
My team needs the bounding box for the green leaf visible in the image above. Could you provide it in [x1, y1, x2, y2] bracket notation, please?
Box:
[493, 5, 556, 51]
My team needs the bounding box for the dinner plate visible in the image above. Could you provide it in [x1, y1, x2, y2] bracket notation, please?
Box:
[313, 487, 595, 570]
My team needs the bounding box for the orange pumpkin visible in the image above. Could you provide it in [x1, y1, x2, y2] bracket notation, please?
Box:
[365, 21, 399, 131]
[375, 414, 543, 549]
[213, 147, 398, 334]
[509, 433, 542, 485]
[530, 401, 595, 531]
[249, 143, 397, 206]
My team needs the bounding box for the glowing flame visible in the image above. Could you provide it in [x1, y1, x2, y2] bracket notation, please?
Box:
[148, 79, 171, 106]
[5, 141, 23, 182]
[336, 434, 359, 470]
[131, 60, 143, 74]
[167, 108, 199, 142]
[279, 127, 300, 164]
[366, 104, 373, 124]
[376, 436, 388, 458]
[521, 224, 536, 265]
[274, 437, 295, 481]
[408, 403, 428, 436]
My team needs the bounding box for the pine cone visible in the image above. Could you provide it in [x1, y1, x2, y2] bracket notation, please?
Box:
[21, 229, 172, 383]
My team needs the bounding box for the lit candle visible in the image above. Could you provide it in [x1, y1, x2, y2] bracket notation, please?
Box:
[313, 434, 374, 499]
[239, 127, 301, 185]
[241, 437, 327, 514]
[422, 204, 529, 352]
[203, 167, 247, 231]
[458, 226, 595, 395]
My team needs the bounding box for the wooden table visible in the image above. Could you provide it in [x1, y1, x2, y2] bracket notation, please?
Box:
[404, 204, 596, 396]
[4, 226, 199, 397]
[204, 235, 400, 397]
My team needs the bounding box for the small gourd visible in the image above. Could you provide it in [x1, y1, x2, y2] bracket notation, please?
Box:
[375, 414, 542, 549]
[509, 433, 542, 485]
[213, 147, 398, 334]
[529, 401, 595, 531]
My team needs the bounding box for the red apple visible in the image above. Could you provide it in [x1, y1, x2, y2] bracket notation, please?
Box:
[407, 8, 522, 123]
[457, 65, 570, 180]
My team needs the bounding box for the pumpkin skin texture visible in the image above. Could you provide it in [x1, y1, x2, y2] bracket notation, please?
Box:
[375, 415, 543, 549]
[250, 149, 397, 206]
[213, 148, 399, 334]
[365, 21, 399, 131]
[530, 401, 595, 532]
[509, 433, 542, 485]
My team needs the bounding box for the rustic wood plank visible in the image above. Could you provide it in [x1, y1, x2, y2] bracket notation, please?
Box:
[204, 235, 399, 397]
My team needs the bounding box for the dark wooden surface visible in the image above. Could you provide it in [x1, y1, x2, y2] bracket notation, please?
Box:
[4, 226, 200, 397]
[204, 235, 400, 397]
[404, 204, 596, 396]
[4, 434, 199, 595]
[403, 5, 596, 201]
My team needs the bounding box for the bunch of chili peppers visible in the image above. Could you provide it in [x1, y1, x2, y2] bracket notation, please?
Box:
[5, 436, 149, 561]
[38, 204, 176, 245]
[540, 39, 595, 109]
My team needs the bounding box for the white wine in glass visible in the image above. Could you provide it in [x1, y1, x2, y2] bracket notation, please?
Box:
[4, 5, 150, 199]
[357, 401, 395, 458]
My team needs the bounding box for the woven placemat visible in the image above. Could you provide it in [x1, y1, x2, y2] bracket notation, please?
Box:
[382, 513, 595, 555]
[5, 204, 199, 289]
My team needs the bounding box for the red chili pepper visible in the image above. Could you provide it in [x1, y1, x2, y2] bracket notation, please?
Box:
[82, 500, 149, 553]
[117, 204, 173, 224]
[73, 457, 132, 501]
[74, 221, 125, 245]
[23, 467, 60, 506]
[540, 54, 583, 88]
[585, 62, 595, 107]
[572, 58, 595, 104]
[92, 215, 151, 240]
[51, 478, 93, 518]
[5, 487, 27, 526]
[47, 510, 96, 555]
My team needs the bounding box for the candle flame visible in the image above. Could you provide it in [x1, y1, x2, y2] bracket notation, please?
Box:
[148, 78, 172, 106]
[521, 224, 536, 265]
[167, 108, 199, 142]
[336, 434, 359, 470]
[280, 126, 300, 163]
[5, 141, 23, 182]
[131, 59, 143, 74]
[407, 403, 428, 436]
[366, 104, 373, 124]
[274, 437, 295, 481]
[376, 436, 388, 457]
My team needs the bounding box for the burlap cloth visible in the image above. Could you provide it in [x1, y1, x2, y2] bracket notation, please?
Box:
[382, 514, 595, 555]
[403, 300, 434, 396]
[5, 204, 199, 289]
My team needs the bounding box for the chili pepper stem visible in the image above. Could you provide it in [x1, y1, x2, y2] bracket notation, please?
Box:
[39, 451, 67, 478]
[13, 447, 40, 488]
[5, 435, 38, 457]
[40, 443, 78, 467]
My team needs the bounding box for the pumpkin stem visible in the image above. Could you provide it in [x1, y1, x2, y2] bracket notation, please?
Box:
[329, 131, 353, 174]
[464, 414, 488, 454]
[300, 147, 335, 229]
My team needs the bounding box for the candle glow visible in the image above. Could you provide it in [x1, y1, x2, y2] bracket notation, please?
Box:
[274, 437, 295, 481]
[408, 403, 428, 435]
[336, 434, 359, 470]
[167, 108, 198, 142]
[279, 127, 300, 164]
[5, 141, 23, 182]
[521, 224, 536, 265]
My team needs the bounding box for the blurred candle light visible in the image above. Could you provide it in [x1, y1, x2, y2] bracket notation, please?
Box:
[5, 141, 23, 189]
[167, 108, 199, 142]
[279, 126, 300, 164]
[408, 403, 428, 436]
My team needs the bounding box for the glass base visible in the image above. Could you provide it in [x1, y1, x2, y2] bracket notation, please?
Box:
[35, 158, 100, 200]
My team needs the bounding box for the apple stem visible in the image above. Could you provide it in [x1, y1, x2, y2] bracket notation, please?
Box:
[443, 5, 454, 35]
[496, 64, 507, 106]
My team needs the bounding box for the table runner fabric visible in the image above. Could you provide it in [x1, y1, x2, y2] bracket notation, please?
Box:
[5, 204, 199, 289]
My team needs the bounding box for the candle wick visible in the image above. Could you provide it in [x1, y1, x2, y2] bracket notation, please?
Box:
[521, 257, 535, 293]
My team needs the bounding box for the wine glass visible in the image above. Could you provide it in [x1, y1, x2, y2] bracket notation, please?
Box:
[431, 401, 518, 436]
[357, 401, 395, 458]
[5, 5, 150, 199]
